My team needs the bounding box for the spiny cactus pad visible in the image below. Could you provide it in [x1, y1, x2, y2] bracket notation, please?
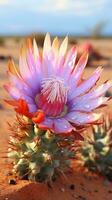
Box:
[8, 115, 75, 183]
[80, 117, 112, 181]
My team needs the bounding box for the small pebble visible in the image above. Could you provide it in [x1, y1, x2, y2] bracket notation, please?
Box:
[81, 187, 86, 191]
[6, 172, 13, 176]
[70, 184, 75, 190]
[8, 179, 16, 185]
[78, 196, 87, 200]
[105, 91, 112, 97]
[60, 187, 65, 192]
[108, 190, 112, 193]
[47, 182, 52, 188]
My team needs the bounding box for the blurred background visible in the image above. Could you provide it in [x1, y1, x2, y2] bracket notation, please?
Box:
[0, 0, 112, 61]
[0, 0, 112, 55]
[0, 0, 112, 36]
[0, 0, 112, 141]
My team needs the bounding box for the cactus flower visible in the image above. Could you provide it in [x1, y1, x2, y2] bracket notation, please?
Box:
[5, 34, 112, 133]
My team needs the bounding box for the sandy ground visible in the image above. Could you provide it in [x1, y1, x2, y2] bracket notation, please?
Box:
[0, 38, 112, 199]
[1, 169, 112, 200]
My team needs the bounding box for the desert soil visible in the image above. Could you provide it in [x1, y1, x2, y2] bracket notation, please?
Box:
[0, 38, 112, 200]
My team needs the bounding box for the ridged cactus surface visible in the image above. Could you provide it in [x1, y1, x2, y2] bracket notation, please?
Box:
[8, 115, 75, 183]
[80, 117, 112, 180]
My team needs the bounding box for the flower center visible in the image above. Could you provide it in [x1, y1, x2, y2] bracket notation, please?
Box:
[37, 77, 68, 117]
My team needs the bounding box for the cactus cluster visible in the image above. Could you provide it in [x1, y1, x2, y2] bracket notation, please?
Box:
[80, 117, 112, 181]
[8, 115, 75, 183]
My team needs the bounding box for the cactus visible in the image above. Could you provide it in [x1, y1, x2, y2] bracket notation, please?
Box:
[8, 115, 75, 183]
[80, 116, 112, 181]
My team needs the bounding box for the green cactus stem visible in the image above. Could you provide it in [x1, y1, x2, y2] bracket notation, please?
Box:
[8, 115, 75, 183]
[80, 116, 112, 181]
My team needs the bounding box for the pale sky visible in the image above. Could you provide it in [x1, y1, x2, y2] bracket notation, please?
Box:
[0, 0, 112, 35]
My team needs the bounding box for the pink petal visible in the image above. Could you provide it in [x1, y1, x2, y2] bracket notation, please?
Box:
[70, 80, 112, 105]
[69, 52, 88, 87]
[26, 49, 36, 73]
[55, 37, 68, 74]
[65, 111, 102, 125]
[53, 118, 73, 133]
[61, 47, 77, 80]
[42, 52, 55, 77]
[21, 95, 34, 104]
[4, 84, 36, 112]
[33, 38, 39, 61]
[59, 36, 68, 57]
[42, 34, 56, 76]
[70, 97, 109, 112]
[4, 84, 21, 99]
[38, 118, 54, 130]
[69, 66, 103, 100]
[43, 33, 51, 57]
[8, 72, 34, 96]
[28, 103, 37, 112]
[85, 80, 112, 99]
[52, 37, 59, 56]
[19, 47, 41, 92]
[19, 47, 31, 79]
[56, 56, 65, 75]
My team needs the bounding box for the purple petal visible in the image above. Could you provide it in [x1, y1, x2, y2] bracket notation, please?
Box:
[28, 103, 37, 112]
[53, 118, 73, 133]
[69, 52, 88, 87]
[55, 37, 68, 74]
[84, 80, 112, 99]
[27, 50, 36, 73]
[38, 118, 54, 129]
[4, 84, 21, 99]
[68, 66, 103, 100]
[60, 47, 77, 81]
[42, 52, 55, 77]
[65, 111, 101, 125]
[69, 80, 112, 108]
[19, 49, 31, 79]
[33, 38, 39, 60]
[70, 97, 109, 112]
[19, 48, 41, 92]
[8, 72, 34, 96]
[20, 95, 34, 104]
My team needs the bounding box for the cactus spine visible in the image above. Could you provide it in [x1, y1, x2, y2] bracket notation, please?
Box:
[8, 115, 75, 183]
[80, 117, 112, 181]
